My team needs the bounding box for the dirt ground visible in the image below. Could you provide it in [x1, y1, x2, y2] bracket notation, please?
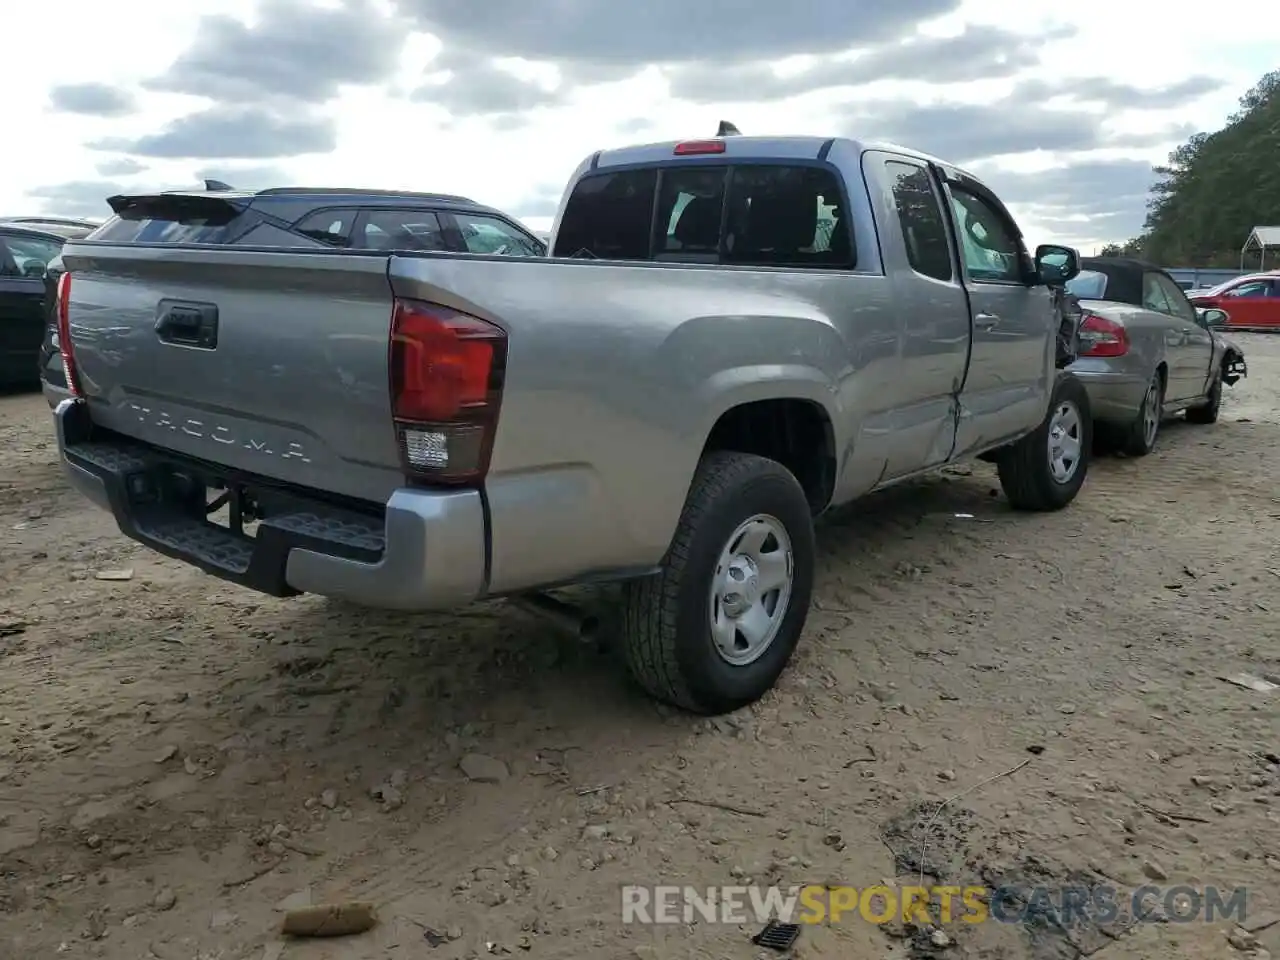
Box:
[3, 341, 1279, 960]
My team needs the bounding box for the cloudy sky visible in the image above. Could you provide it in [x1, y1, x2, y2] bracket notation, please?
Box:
[7, 0, 1271, 253]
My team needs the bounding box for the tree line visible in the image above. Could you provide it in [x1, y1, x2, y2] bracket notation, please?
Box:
[1098, 70, 1280, 267]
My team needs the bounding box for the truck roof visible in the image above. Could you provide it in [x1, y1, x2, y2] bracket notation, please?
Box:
[591, 135, 979, 181]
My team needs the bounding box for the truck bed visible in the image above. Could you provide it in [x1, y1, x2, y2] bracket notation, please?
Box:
[59, 240, 897, 597]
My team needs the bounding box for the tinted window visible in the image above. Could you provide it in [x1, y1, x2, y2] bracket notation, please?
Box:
[947, 187, 1022, 283]
[723, 165, 852, 268]
[92, 198, 243, 243]
[294, 208, 359, 246]
[358, 210, 448, 251]
[452, 212, 542, 256]
[93, 217, 237, 243]
[554, 168, 658, 259]
[883, 161, 950, 281]
[0, 234, 62, 277]
[655, 166, 726, 258]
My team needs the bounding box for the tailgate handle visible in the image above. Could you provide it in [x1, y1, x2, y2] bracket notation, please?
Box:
[156, 300, 218, 349]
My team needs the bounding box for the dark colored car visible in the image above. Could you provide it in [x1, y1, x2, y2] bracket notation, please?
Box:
[0, 225, 79, 388]
[39, 185, 547, 404]
[0, 216, 100, 239]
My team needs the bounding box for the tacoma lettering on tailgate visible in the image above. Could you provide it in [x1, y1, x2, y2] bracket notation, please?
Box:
[125, 402, 311, 462]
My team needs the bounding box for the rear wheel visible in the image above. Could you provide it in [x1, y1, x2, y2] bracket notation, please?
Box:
[1121, 370, 1164, 456]
[1186, 372, 1222, 424]
[996, 373, 1091, 511]
[620, 452, 815, 715]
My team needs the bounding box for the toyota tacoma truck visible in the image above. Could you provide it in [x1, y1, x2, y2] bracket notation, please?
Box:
[51, 134, 1090, 715]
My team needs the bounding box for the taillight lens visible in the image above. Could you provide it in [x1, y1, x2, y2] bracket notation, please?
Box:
[55, 271, 81, 396]
[389, 298, 506, 484]
[1078, 312, 1129, 358]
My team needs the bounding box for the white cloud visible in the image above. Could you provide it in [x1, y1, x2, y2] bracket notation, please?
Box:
[6, 0, 1268, 253]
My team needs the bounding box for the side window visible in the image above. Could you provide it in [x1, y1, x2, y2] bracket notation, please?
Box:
[0, 237, 17, 277]
[723, 165, 853, 268]
[357, 210, 447, 251]
[1154, 274, 1197, 322]
[451, 213, 541, 257]
[655, 166, 726, 258]
[883, 161, 951, 281]
[1142, 273, 1172, 313]
[946, 187, 1023, 283]
[1225, 280, 1272, 298]
[294, 208, 359, 246]
[0, 234, 62, 278]
[553, 168, 658, 260]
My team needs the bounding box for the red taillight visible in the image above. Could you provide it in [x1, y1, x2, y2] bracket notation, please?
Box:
[389, 298, 506, 484]
[56, 271, 81, 396]
[1078, 312, 1129, 358]
[673, 140, 726, 155]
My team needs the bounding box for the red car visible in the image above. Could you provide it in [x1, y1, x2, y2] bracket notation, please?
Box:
[1189, 271, 1280, 328]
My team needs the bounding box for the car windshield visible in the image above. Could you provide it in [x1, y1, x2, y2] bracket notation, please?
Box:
[1065, 269, 1108, 300]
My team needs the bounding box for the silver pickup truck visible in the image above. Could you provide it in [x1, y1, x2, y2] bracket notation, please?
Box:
[51, 134, 1090, 715]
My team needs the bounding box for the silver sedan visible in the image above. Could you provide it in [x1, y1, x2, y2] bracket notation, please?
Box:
[1064, 257, 1246, 456]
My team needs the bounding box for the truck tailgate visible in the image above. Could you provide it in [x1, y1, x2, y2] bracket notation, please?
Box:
[60, 245, 403, 504]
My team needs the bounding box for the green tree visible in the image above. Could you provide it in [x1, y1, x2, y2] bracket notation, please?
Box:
[1127, 71, 1280, 267]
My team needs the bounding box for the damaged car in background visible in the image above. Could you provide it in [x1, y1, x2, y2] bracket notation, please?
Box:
[1063, 256, 1246, 456]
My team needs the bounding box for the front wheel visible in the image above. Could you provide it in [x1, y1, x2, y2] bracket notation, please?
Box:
[996, 374, 1092, 511]
[620, 452, 815, 715]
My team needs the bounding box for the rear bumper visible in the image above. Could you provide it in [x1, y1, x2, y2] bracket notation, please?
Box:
[42, 378, 71, 409]
[54, 398, 487, 611]
[1067, 365, 1147, 423]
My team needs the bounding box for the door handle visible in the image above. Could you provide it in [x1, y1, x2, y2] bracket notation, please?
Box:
[974, 313, 1000, 330]
[155, 300, 219, 349]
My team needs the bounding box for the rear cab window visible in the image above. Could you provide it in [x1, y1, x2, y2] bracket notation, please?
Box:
[882, 160, 952, 282]
[553, 160, 853, 268]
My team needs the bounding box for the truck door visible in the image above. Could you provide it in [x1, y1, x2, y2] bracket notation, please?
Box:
[865, 154, 971, 478]
[940, 179, 1055, 458]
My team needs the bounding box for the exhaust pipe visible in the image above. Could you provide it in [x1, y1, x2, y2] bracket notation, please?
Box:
[511, 592, 600, 642]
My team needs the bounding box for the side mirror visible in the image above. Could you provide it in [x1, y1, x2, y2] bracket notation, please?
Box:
[1034, 243, 1080, 286]
[22, 261, 47, 279]
[1199, 307, 1229, 329]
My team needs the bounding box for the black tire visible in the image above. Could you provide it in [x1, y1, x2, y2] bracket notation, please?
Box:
[619, 451, 815, 715]
[1121, 370, 1164, 456]
[996, 373, 1092, 511]
[1185, 372, 1222, 424]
